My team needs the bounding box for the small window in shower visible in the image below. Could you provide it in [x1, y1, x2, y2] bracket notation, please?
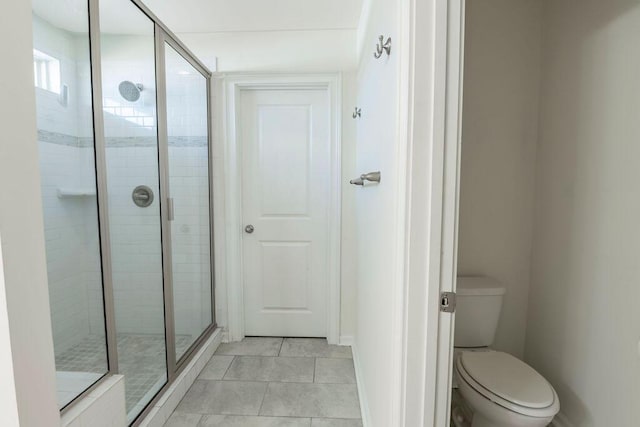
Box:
[33, 49, 61, 94]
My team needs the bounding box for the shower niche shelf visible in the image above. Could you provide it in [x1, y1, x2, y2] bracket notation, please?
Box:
[57, 188, 97, 199]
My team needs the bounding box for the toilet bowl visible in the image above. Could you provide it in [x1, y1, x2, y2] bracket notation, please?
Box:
[455, 350, 559, 427]
[453, 277, 560, 427]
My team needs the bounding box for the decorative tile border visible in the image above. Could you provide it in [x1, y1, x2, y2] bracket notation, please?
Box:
[39, 130, 208, 148]
[168, 136, 208, 147]
[38, 130, 82, 147]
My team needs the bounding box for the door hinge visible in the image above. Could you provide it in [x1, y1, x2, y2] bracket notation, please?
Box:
[440, 292, 456, 313]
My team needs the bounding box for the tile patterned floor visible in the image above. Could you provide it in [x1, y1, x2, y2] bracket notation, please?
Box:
[166, 338, 363, 427]
[56, 333, 192, 413]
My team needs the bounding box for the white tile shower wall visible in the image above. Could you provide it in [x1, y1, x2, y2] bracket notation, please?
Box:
[38, 141, 104, 353]
[104, 143, 211, 336]
[165, 75, 208, 137]
[100, 35, 212, 335]
[100, 35, 158, 140]
[166, 68, 211, 339]
[32, 14, 82, 137]
[168, 144, 211, 337]
[34, 15, 106, 354]
[106, 144, 165, 335]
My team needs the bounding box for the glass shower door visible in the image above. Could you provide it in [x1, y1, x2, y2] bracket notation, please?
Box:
[99, 0, 167, 421]
[31, 0, 109, 409]
[161, 41, 213, 363]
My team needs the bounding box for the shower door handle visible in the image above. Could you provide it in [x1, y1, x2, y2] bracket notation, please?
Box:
[167, 197, 175, 221]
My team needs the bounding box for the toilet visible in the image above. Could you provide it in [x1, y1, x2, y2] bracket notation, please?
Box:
[454, 277, 560, 427]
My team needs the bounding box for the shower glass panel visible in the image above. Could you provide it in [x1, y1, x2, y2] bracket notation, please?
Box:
[99, 0, 167, 421]
[31, 0, 109, 408]
[164, 43, 213, 361]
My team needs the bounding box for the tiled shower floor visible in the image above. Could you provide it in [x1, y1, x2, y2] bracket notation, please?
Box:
[56, 333, 192, 412]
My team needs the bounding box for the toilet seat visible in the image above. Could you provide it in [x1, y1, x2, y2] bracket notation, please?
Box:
[456, 351, 559, 418]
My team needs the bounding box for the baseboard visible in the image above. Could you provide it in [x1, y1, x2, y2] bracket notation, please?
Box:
[339, 335, 354, 346]
[351, 341, 372, 427]
[139, 328, 222, 426]
[552, 412, 574, 427]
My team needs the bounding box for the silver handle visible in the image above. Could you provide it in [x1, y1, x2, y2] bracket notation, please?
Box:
[350, 171, 381, 186]
[167, 197, 175, 221]
[361, 171, 381, 183]
[132, 185, 154, 207]
[245, 224, 255, 234]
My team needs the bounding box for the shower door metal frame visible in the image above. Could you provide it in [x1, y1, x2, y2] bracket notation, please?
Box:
[55, 0, 120, 417]
[88, 0, 119, 378]
[132, 1, 217, 424]
[154, 25, 216, 380]
[57, 0, 161, 417]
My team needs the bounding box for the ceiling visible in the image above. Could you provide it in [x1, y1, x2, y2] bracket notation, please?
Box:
[142, 0, 364, 33]
[32, 0, 364, 35]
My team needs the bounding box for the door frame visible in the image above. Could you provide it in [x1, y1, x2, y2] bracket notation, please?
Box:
[222, 74, 342, 344]
[396, 0, 465, 424]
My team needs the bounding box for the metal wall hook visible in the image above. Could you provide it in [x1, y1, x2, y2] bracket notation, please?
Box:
[374, 35, 392, 59]
[352, 107, 361, 119]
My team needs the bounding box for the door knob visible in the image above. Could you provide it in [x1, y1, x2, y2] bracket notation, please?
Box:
[244, 224, 255, 234]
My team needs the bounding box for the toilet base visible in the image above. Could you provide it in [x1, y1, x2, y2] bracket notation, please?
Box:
[471, 411, 503, 427]
[470, 412, 554, 427]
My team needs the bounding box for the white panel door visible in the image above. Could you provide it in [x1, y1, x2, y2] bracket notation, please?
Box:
[240, 88, 330, 337]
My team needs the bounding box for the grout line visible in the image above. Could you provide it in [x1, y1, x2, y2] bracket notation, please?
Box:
[313, 357, 317, 383]
[195, 379, 353, 385]
[221, 355, 235, 380]
[257, 382, 270, 416]
[278, 338, 284, 356]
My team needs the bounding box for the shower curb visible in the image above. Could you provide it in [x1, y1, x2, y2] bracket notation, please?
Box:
[137, 328, 222, 427]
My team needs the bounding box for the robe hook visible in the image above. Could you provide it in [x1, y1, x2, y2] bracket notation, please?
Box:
[374, 35, 392, 58]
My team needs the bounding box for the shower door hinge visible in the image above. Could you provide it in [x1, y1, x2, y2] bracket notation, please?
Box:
[440, 292, 456, 313]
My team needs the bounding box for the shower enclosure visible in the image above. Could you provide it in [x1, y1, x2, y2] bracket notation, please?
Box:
[31, 0, 215, 423]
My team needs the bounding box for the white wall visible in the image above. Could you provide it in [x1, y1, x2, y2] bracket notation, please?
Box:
[182, 28, 360, 340]
[0, 0, 60, 424]
[525, 1, 640, 425]
[180, 30, 357, 73]
[340, 70, 358, 342]
[458, 0, 542, 357]
[353, 0, 403, 424]
[0, 238, 20, 427]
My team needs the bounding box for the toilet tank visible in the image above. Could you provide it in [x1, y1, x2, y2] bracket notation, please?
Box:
[454, 276, 506, 348]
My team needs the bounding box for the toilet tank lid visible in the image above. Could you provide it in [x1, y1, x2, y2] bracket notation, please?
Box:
[456, 276, 506, 296]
